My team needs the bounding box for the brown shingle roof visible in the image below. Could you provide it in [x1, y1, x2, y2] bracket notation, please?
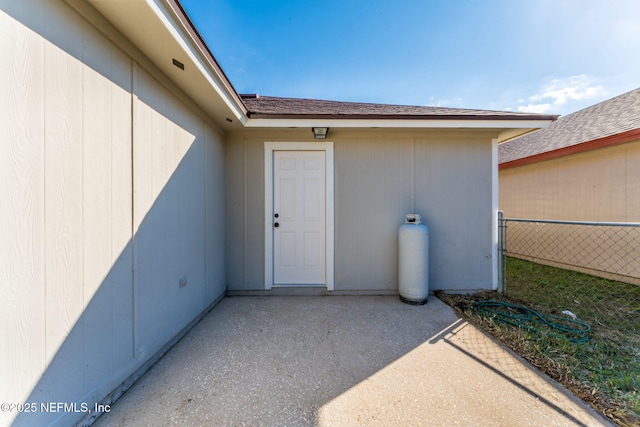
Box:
[241, 95, 557, 121]
[499, 88, 640, 164]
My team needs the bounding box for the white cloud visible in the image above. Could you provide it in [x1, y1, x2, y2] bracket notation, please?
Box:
[427, 96, 464, 108]
[517, 103, 553, 114]
[517, 75, 608, 114]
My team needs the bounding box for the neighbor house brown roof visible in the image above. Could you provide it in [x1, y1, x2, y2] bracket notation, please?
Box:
[499, 88, 640, 169]
[241, 95, 558, 121]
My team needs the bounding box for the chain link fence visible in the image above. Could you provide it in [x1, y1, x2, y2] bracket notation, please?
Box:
[498, 214, 640, 336]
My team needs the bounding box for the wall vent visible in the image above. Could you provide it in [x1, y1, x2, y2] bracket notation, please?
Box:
[172, 58, 184, 70]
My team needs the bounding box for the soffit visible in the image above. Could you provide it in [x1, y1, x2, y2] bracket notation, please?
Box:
[86, 0, 246, 130]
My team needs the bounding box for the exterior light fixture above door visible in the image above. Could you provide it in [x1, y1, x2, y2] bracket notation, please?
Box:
[312, 127, 329, 139]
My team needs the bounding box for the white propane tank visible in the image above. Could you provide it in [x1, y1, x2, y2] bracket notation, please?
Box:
[399, 214, 429, 305]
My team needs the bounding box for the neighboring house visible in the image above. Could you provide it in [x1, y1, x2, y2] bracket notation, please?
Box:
[499, 88, 640, 222]
[0, 1, 554, 425]
[498, 88, 640, 285]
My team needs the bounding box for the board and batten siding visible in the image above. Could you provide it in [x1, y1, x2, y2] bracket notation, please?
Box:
[0, 1, 225, 426]
[226, 129, 496, 292]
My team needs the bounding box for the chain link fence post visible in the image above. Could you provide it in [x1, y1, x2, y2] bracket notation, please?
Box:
[497, 210, 505, 293]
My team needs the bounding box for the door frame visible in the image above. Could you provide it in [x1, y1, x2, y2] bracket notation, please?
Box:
[264, 141, 334, 290]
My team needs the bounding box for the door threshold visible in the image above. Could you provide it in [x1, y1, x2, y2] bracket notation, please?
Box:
[272, 284, 326, 288]
[270, 285, 328, 296]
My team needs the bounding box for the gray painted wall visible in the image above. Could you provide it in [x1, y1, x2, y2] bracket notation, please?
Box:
[226, 129, 496, 293]
[0, 1, 225, 425]
[1, 3, 498, 425]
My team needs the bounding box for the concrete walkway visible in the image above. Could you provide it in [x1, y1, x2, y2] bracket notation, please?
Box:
[93, 296, 613, 426]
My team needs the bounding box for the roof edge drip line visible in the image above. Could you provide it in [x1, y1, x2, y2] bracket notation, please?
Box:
[499, 128, 640, 170]
[244, 118, 556, 131]
[246, 113, 559, 121]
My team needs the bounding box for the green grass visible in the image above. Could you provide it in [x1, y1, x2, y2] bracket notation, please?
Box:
[437, 257, 640, 425]
[506, 257, 640, 334]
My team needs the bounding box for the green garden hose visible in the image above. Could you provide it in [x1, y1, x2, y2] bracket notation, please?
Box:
[473, 300, 591, 343]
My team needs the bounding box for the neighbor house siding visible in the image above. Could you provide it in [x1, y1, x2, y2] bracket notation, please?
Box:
[225, 129, 496, 292]
[0, 1, 225, 425]
[499, 139, 640, 286]
[499, 139, 640, 222]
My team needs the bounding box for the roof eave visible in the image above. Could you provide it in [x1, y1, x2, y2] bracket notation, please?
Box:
[244, 117, 556, 141]
[80, 0, 248, 129]
[500, 127, 640, 170]
[165, 0, 247, 114]
[72, 0, 559, 135]
[246, 113, 559, 121]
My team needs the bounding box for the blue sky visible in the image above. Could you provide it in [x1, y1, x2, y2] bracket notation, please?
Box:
[180, 0, 640, 116]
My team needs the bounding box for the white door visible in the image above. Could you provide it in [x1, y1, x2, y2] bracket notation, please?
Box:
[273, 150, 326, 285]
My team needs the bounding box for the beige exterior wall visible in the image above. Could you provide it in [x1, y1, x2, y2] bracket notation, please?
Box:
[502, 220, 640, 285]
[226, 129, 498, 293]
[0, 1, 225, 425]
[499, 139, 640, 222]
[499, 139, 640, 284]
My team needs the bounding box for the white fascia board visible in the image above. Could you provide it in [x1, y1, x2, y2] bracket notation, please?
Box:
[244, 118, 555, 130]
[147, 0, 247, 125]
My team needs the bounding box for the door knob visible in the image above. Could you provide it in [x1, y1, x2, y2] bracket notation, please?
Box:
[274, 213, 279, 218]
[274, 222, 279, 228]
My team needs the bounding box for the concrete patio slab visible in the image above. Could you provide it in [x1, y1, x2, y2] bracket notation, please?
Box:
[92, 296, 613, 426]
